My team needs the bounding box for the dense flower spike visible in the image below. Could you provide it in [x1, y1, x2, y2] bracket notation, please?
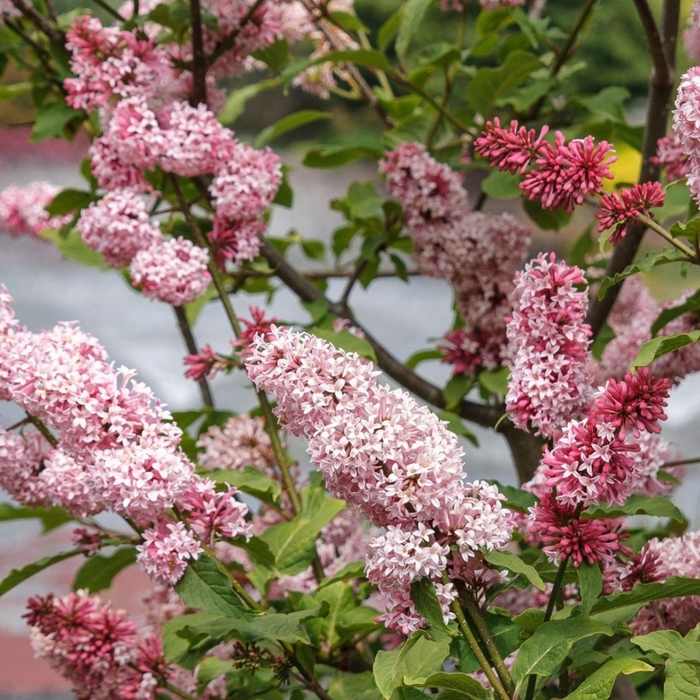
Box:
[77, 188, 162, 267]
[0, 288, 196, 523]
[197, 414, 276, 473]
[655, 134, 691, 181]
[246, 326, 513, 632]
[506, 253, 593, 438]
[596, 182, 665, 245]
[630, 531, 700, 634]
[379, 142, 469, 228]
[25, 591, 159, 700]
[674, 66, 700, 204]
[0, 182, 70, 237]
[381, 144, 531, 373]
[136, 520, 203, 586]
[685, 2, 700, 65]
[130, 237, 211, 306]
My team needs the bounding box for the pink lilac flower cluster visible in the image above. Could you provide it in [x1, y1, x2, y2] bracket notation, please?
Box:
[596, 276, 700, 385]
[674, 66, 700, 204]
[654, 134, 691, 181]
[475, 118, 616, 212]
[197, 414, 276, 474]
[506, 253, 593, 438]
[380, 143, 531, 374]
[246, 325, 513, 633]
[621, 531, 700, 635]
[0, 286, 194, 524]
[25, 590, 166, 700]
[596, 182, 665, 246]
[0, 182, 70, 237]
[526, 368, 670, 567]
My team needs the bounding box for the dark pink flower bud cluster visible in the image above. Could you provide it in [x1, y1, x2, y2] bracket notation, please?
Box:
[505, 252, 593, 438]
[596, 182, 665, 246]
[184, 344, 233, 381]
[246, 326, 513, 633]
[654, 134, 691, 182]
[475, 119, 616, 212]
[24, 591, 166, 700]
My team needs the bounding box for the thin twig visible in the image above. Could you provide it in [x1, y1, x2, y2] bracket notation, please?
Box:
[26, 413, 58, 447]
[632, 0, 673, 88]
[9, 0, 64, 44]
[585, 0, 680, 338]
[634, 213, 697, 260]
[207, 0, 266, 67]
[189, 0, 208, 106]
[173, 305, 214, 409]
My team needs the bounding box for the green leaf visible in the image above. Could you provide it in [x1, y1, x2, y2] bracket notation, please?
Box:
[574, 86, 630, 121]
[405, 349, 442, 370]
[631, 331, 700, 371]
[41, 228, 107, 269]
[522, 197, 573, 231]
[0, 81, 31, 100]
[218, 78, 281, 125]
[632, 629, 700, 700]
[46, 188, 93, 216]
[491, 483, 537, 513]
[374, 633, 451, 699]
[378, 6, 403, 51]
[597, 248, 686, 299]
[196, 657, 237, 686]
[410, 578, 452, 641]
[480, 169, 523, 199]
[31, 102, 83, 142]
[162, 613, 220, 668]
[583, 495, 685, 523]
[175, 554, 247, 615]
[319, 560, 367, 589]
[478, 367, 509, 396]
[467, 50, 541, 115]
[591, 577, 700, 616]
[255, 110, 332, 148]
[511, 618, 613, 685]
[396, 0, 433, 61]
[406, 672, 491, 700]
[443, 375, 471, 411]
[311, 327, 378, 363]
[251, 37, 289, 72]
[329, 10, 369, 33]
[73, 547, 137, 593]
[301, 239, 326, 261]
[207, 467, 282, 507]
[346, 181, 383, 219]
[303, 144, 384, 168]
[652, 288, 700, 336]
[260, 487, 346, 576]
[328, 671, 382, 700]
[564, 658, 653, 700]
[577, 563, 603, 616]
[0, 503, 72, 532]
[483, 550, 546, 591]
[0, 550, 82, 597]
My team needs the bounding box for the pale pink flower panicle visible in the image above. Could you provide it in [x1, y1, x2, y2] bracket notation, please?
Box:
[379, 142, 469, 228]
[506, 253, 593, 438]
[130, 236, 211, 306]
[654, 134, 691, 182]
[77, 188, 162, 267]
[136, 519, 203, 586]
[0, 182, 70, 237]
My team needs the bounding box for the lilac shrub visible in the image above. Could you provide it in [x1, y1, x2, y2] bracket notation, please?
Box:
[3, 0, 700, 699]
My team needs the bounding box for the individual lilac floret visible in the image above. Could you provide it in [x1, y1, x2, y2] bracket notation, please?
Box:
[130, 237, 211, 306]
[506, 252, 593, 438]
